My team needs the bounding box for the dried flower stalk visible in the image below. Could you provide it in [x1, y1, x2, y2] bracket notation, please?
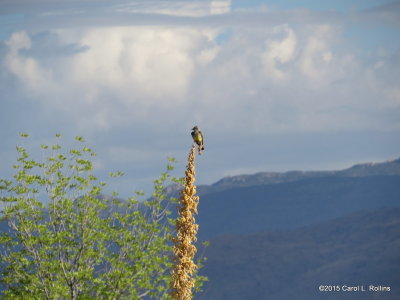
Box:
[171, 145, 199, 300]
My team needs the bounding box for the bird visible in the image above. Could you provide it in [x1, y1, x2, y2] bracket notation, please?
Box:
[191, 126, 204, 155]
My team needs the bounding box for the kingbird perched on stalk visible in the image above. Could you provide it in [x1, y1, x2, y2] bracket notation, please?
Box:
[191, 126, 204, 155]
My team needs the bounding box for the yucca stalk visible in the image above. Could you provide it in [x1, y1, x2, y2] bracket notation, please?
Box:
[171, 145, 200, 300]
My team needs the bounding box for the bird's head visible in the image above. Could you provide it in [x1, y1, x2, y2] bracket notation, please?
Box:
[192, 126, 198, 131]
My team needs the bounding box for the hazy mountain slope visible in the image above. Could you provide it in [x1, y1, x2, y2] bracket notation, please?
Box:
[198, 208, 400, 300]
[196, 157, 400, 195]
[196, 175, 400, 239]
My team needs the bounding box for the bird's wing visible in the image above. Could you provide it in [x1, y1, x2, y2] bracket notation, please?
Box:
[199, 130, 204, 145]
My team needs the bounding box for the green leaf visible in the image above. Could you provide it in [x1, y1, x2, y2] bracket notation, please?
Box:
[75, 136, 84, 142]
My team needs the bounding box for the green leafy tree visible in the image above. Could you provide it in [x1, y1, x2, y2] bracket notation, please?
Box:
[0, 134, 203, 299]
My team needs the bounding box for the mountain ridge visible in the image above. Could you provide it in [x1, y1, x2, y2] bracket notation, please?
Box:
[196, 157, 400, 195]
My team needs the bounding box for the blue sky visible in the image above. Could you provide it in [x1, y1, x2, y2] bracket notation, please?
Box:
[1, 0, 399, 198]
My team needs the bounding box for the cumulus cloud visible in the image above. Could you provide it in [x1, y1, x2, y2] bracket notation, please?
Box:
[1, 0, 400, 136]
[5, 31, 53, 92]
[69, 27, 196, 100]
[298, 25, 336, 84]
[262, 24, 297, 81]
[2, 27, 221, 129]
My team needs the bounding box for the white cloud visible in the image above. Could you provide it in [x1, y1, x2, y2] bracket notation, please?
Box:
[2, 5, 400, 136]
[70, 27, 196, 101]
[2, 27, 222, 130]
[210, 0, 231, 15]
[5, 31, 53, 92]
[298, 24, 336, 84]
[5, 30, 31, 51]
[196, 45, 220, 65]
[262, 24, 297, 81]
[114, 0, 231, 17]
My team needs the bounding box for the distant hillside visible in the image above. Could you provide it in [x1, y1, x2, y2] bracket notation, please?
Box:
[196, 157, 400, 195]
[196, 174, 400, 239]
[160, 159, 400, 240]
[198, 208, 400, 300]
